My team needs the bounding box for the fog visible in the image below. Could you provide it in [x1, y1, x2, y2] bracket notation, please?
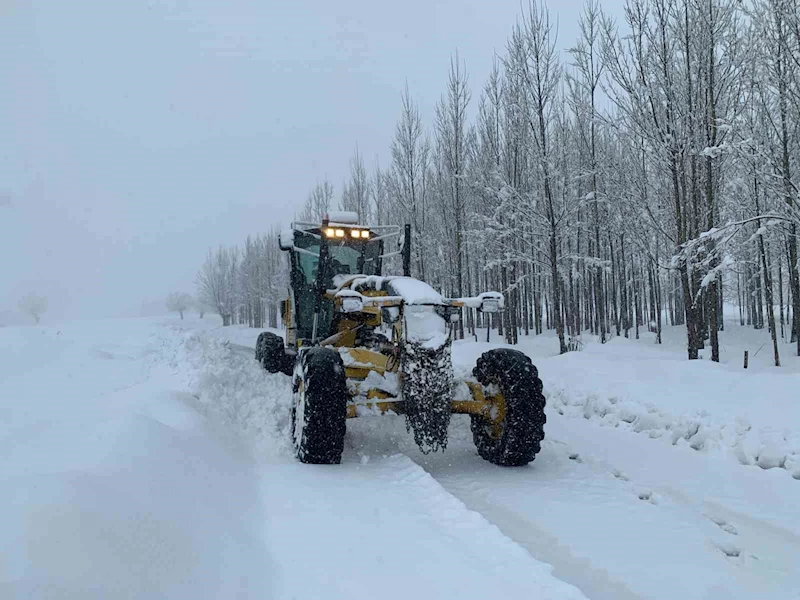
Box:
[2, 0, 618, 322]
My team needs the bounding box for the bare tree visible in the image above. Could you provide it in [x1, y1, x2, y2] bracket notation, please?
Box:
[19, 292, 47, 325]
[435, 52, 471, 338]
[300, 180, 335, 222]
[389, 82, 430, 279]
[166, 292, 192, 319]
[371, 158, 389, 226]
[518, 1, 567, 354]
[195, 299, 209, 319]
[196, 246, 239, 326]
[570, 0, 608, 343]
[340, 145, 372, 222]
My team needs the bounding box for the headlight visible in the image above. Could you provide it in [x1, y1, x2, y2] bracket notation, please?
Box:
[350, 230, 360, 238]
[335, 229, 345, 238]
[325, 228, 336, 238]
[360, 230, 370, 238]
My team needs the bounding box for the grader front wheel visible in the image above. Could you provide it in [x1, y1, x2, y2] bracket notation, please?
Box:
[291, 348, 348, 464]
[470, 349, 546, 466]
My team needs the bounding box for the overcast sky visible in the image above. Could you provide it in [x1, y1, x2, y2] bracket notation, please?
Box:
[2, 0, 623, 321]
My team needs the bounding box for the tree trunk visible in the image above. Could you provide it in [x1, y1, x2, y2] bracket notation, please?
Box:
[760, 230, 781, 366]
[681, 266, 700, 360]
[550, 228, 567, 354]
[778, 241, 785, 339]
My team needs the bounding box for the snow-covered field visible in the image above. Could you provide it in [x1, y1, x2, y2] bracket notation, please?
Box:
[2, 315, 799, 599]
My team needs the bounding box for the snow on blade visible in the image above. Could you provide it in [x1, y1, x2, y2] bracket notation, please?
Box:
[387, 276, 443, 304]
[404, 304, 448, 347]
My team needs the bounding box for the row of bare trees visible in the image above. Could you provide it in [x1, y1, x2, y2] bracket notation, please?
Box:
[198, 0, 797, 364]
[196, 227, 287, 327]
[291, 0, 798, 365]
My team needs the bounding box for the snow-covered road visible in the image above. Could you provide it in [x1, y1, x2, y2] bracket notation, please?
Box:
[346, 396, 800, 600]
[3, 316, 798, 599]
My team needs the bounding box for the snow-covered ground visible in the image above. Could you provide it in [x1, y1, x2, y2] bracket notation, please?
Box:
[2, 315, 798, 599]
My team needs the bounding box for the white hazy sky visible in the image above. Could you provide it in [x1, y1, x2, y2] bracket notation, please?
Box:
[2, 0, 623, 321]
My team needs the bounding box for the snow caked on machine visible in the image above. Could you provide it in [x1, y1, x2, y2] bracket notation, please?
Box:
[256, 211, 546, 466]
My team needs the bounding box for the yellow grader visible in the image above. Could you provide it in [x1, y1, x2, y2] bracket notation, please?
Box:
[255, 211, 545, 465]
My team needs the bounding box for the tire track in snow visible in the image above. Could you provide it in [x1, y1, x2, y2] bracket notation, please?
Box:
[401, 454, 644, 600]
[362, 453, 588, 599]
[655, 484, 800, 587]
[347, 414, 642, 600]
[353, 411, 799, 600]
[545, 415, 800, 599]
[346, 410, 644, 600]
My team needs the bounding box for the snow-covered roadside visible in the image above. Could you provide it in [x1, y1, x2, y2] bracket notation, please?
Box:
[1, 319, 275, 599]
[540, 337, 800, 480]
[179, 332, 294, 459]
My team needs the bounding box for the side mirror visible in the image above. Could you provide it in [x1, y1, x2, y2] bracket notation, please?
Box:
[478, 292, 503, 314]
[480, 298, 500, 313]
[279, 229, 294, 251]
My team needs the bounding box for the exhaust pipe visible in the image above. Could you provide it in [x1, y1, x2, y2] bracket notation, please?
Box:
[402, 224, 411, 277]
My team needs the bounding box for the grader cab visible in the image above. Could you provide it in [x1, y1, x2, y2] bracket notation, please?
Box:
[255, 211, 546, 465]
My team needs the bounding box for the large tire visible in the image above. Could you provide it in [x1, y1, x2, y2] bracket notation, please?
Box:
[257, 332, 290, 375]
[255, 332, 267, 363]
[291, 347, 348, 464]
[470, 349, 546, 466]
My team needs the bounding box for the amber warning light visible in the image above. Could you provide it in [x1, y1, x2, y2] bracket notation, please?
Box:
[325, 228, 370, 239]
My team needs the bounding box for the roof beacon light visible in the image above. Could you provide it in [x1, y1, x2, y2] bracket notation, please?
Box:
[325, 211, 359, 225]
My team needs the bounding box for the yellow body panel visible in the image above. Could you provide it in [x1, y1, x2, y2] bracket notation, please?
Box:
[342, 347, 392, 372]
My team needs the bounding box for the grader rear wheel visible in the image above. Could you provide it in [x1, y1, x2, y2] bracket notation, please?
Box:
[470, 349, 546, 467]
[257, 332, 292, 375]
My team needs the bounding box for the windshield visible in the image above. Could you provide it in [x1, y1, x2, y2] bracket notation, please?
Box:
[294, 234, 382, 286]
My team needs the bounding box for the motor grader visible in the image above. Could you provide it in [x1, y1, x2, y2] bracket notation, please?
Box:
[256, 211, 545, 466]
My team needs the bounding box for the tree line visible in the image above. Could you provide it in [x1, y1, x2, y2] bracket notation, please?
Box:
[200, 0, 800, 366]
[196, 227, 287, 328]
